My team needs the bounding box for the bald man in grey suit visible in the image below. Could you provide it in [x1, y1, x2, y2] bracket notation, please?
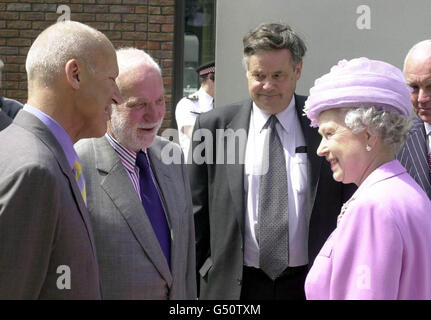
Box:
[75, 48, 196, 299]
[0, 21, 121, 299]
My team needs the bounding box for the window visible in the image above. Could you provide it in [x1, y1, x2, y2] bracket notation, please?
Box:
[183, 0, 215, 96]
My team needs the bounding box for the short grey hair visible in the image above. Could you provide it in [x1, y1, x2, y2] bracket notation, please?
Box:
[26, 21, 112, 86]
[114, 48, 162, 101]
[242, 22, 307, 70]
[343, 105, 411, 154]
[116, 47, 161, 78]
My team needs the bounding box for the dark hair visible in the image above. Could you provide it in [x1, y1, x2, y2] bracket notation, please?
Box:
[243, 22, 307, 69]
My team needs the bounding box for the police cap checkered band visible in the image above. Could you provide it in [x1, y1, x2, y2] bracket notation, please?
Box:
[196, 60, 215, 76]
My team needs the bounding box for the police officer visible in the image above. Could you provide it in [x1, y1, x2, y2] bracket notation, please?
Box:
[175, 60, 215, 159]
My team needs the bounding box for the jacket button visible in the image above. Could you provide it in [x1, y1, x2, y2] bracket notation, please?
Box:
[237, 278, 242, 286]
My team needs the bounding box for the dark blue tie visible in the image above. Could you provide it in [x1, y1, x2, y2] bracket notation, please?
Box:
[136, 151, 171, 268]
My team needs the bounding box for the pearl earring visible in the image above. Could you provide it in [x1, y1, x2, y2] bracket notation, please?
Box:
[366, 144, 372, 151]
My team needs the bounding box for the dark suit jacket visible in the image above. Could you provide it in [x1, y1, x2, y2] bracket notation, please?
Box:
[189, 95, 351, 299]
[0, 96, 23, 118]
[397, 116, 431, 199]
[0, 111, 101, 299]
[0, 110, 12, 131]
[75, 136, 196, 299]
[0, 97, 23, 131]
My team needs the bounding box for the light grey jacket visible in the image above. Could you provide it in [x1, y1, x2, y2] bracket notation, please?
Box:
[75, 135, 196, 300]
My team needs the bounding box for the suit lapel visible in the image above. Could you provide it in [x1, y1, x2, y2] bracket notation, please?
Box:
[295, 94, 323, 213]
[13, 111, 98, 256]
[225, 100, 252, 236]
[94, 137, 173, 285]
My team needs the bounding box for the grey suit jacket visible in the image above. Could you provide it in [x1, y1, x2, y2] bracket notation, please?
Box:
[0, 111, 101, 299]
[397, 116, 431, 199]
[75, 135, 196, 300]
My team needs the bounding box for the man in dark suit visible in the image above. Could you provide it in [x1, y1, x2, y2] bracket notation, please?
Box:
[75, 48, 196, 299]
[0, 21, 121, 299]
[397, 40, 431, 199]
[0, 97, 23, 119]
[189, 22, 351, 300]
[0, 108, 12, 131]
[0, 60, 23, 130]
[0, 97, 23, 131]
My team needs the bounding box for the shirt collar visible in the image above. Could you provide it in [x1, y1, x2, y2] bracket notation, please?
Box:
[198, 87, 214, 106]
[252, 95, 296, 133]
[424, 121, 431, 136]
[105, 132, 149, 171]
[23, 104, 78, 170]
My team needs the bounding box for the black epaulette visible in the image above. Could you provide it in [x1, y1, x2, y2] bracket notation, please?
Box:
[186, 94, 199, 102]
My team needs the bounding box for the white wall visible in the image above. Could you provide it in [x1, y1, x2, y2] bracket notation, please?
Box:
[215, 0, 431, 107]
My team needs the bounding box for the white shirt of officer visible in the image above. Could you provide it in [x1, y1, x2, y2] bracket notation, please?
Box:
[175, 87, 214, 158]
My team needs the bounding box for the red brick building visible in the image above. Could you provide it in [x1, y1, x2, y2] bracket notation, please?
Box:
[0, 0, 216, 132]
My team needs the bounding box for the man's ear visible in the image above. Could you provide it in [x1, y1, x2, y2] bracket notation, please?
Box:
[65, 59, 80, 90]
[295, 60, 303, 80]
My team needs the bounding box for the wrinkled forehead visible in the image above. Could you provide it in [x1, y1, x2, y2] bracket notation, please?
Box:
[118, 67, 164, 101]
[405, 48, 431, 73]
[247, 49, 295, 71]
[404, 62, 431, 91]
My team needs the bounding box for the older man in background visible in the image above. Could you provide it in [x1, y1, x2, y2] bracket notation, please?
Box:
[0, 21, 121, 299]
[397, 40, 431, 199]
[75, 48, 196, 300]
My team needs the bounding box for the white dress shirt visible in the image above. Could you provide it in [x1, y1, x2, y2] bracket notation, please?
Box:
[175, 87, 214, 158]
[425, 122, 431, 154]
[243, 96, 309, 268]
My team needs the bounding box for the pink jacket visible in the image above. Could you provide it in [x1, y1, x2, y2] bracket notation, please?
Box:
[305, 160, 431, 299]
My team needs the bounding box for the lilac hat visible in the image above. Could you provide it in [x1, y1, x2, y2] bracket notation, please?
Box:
[303, 57, 413, 127]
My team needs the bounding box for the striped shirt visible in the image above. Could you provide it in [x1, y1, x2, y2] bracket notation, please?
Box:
[105, 133, 154, 200]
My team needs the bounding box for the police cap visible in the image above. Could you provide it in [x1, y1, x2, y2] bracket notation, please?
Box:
[196, 60, 215, 76]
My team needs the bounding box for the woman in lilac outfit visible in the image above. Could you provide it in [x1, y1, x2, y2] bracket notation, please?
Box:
[303, 57, 431, 299]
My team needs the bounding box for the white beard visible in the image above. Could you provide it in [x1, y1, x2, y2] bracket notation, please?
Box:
[109, 110, 144, 152]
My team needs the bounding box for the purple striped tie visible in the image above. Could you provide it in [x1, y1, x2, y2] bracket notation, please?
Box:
[136, 151, 171, 268]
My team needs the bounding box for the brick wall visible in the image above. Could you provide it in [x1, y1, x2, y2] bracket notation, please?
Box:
[0, 0, 176, 131]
